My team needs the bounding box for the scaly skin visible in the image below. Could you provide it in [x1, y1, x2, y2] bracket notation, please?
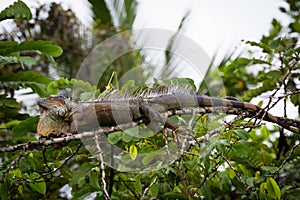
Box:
[37, 96, 74, 137]
[37, 93, 300, 137]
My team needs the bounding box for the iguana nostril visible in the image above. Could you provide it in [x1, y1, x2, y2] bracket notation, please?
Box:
[37, 98, 51, 110]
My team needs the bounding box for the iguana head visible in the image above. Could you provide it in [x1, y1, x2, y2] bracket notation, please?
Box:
[37, 96, 73, 137]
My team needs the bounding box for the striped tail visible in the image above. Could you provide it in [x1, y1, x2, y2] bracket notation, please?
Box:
[196, 95, 300, 134]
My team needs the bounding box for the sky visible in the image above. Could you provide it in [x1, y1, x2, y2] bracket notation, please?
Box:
[134, 0, 287, 59]
[0, 0, 288, 60]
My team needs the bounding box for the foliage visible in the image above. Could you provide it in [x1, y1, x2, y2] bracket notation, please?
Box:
[0, 2, 89, 78]
[0, 0, 300, 200]
[0, 0, 31, 21]
[88, 0, 137, 29]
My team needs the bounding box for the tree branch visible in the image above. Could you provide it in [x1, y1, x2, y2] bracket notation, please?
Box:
[0, 121, 143, 153]
[94, 131, 110, 200]
[0, 146, 26, 183]
[141, 177, 158, 200]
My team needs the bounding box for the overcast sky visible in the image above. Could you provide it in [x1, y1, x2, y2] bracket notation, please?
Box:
[1, 0, 288, 60]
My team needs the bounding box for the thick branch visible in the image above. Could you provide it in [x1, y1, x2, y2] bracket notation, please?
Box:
[1, 107, 299, 154]
[0, 121, 142, 153]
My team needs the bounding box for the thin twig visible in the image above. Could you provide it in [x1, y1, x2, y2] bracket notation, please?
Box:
[141, 177, 158, 200]
[163, 129, 171, 158]
[220, 153, 251, 190]
[192, 111, 250, 144]
[277, 90, 300, 98]
[40, 143, 82, 178]
[0, 146, 26, 183]
[274, 142, 300, 179]
[94, 132, 110, 200]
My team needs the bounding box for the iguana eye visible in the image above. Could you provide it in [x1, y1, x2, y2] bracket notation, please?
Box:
[56, 108, 66, 117]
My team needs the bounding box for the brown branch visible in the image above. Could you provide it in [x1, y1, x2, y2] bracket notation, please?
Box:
[192, 110, 251, 144]
[141, 177, 158, 200]
[277, 90, 300, 98]
[220, 153, 249, 188]
[273, 142, 300, 179]
[0, 121, 143, 153]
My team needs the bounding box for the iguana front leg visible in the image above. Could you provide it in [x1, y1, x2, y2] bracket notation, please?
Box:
[139, 101, 189, 144]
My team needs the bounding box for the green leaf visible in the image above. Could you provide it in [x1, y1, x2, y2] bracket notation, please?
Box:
[123, 126, 139, 137]
[0, 40, 62, 57]
[261, 126, 270, 140]
[201, 182, 212, 200]
[0, 55, 37, 67]
[89, 171, 100, 189]
[216, 142, 226, 154]
[142, 152, 157, 165]
[0, 177, 9, 200]
[0, 71, 51, 97]
[161, 192, 186, 200]
[60, 167, 73, 180]
[269, 38, 281, 49]
[0, 0, 32, 21]
[150, 184, 158, 197]
[260, 182, 267, 199]
[108, 131, 122, 144]
[29, 172, 46, 195]
[134, 175, 142, 195]
[47, 78, 100, 99]
[234, 129, 249, 140]
[122, 132, 132, 142]
[87, 0, 113, 26]
[266, 177, 281, 200]
[261, 166, 278, 173]
[216, 139, 231, 154]
[290, 21, 300, 33]
[139, 129, 154, 138]
[259, 70, 281, 80]
[120, 0, 137, 29]
[12, 116, 39, 138]
[261, 19, 282, 44]
[291, 93, 300, 107]
[228, 169, 236, 179]
[202, 154, 211, 171]
[77, 176, 86, 188]
[217, 171, 232, 192]
[237, 164, 251, 177]
[0, 97, 20, 108]
[69, 163, 92, 187]
[129, 145, 138, 161]
[19, 157, 32, 173]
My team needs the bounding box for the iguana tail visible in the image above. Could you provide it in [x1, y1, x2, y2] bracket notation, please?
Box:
[196, 95, 300, 134]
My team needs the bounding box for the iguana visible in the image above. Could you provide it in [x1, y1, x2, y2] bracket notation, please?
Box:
[37, 89, 300, 137]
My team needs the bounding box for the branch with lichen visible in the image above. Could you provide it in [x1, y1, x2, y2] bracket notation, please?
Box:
[0, 121, 142, 153]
